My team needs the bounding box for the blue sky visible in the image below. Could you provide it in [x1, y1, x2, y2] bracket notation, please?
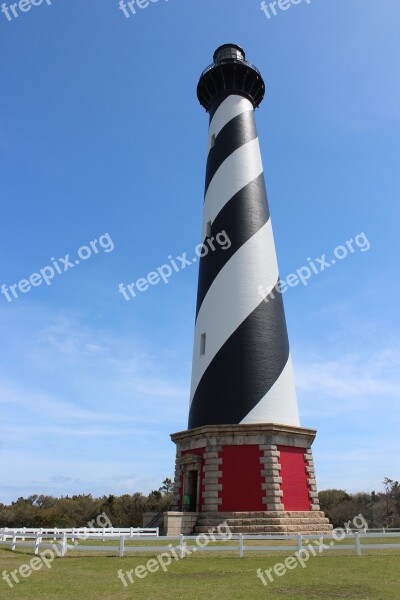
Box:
[0, 0, 399, 504]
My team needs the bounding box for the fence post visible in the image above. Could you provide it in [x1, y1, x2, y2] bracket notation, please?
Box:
[22, 527, 26, 542]
[355, 532, 362, 556]
[34, 533, 41, 555]
[156, 527, 159, 537]
[59, 532, 67, 558]
[119, 535, 125, 558]
[239, 534, 244, 558]
[297, 534, 303, 553]
[179, 534, 185, 559]
[130, 527, 133, 539]
[11, 534, 17, 552]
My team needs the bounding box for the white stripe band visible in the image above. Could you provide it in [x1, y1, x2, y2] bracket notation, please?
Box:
[208, 95, 254, 152]
[240, 355, 300, 426]
[190, 219, 279, 402]
[202, 138, 263, 239]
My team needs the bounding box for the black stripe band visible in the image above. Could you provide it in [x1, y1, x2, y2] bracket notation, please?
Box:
[205, 110, 257, 193]
[189, 284, 290, 429]
[196, 173, 270, 319]
[208, 95, 230, 121]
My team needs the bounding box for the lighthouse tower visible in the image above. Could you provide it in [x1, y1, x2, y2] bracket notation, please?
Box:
[166, 45, 331, 535]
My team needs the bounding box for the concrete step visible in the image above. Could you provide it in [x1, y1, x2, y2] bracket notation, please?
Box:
[199, 511, 328, 519]
[193, 511, 333, 534]
[194, 523, 333, 534]
[196, 517, 330, 527]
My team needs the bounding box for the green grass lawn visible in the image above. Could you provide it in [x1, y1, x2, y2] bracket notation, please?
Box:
[0, 545, 399, 599]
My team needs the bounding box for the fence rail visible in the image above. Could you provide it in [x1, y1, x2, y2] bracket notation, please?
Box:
[345, 528, 400, 533]
[0, 527, 158, 544]
[1, 531, 399, 558]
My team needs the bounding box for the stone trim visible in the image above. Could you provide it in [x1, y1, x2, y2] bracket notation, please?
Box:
[203, 483, 222, 492]
[203, 475, 220, 484]
[171, 425, 322, 515]
[202, 448, 223, 510]
[202, 502, 221, 511]
[260, 444, 284, 510]
[304, 448, 320, 509]
[265, 490, 284, 498]
[204, 451, 219, 459]
[203, 464, 221, 472]
[172, 450, 183, 508]
[171, 424, 316, 447]
[262, 483, 281, 491]
[202, 490, 220, 499]
[261, 468, 281, 476]
[262, 499, 284, 510]
[203, 458, 222, 465]
[178, 454, 203, 467]
[261, 475, 282, 484]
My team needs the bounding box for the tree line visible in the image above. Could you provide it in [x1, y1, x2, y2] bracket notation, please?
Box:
[0, 478, 398, 529]
[0, 479, 174, 528]
[319, 478, 400, 529]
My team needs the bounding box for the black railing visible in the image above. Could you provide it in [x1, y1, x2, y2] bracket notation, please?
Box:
[197, 57, 265, 111]
[200, 58, 262, 80]
[146, 504, 180, 529]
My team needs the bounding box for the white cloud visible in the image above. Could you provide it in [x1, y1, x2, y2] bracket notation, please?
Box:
[295, 346, 400, 417]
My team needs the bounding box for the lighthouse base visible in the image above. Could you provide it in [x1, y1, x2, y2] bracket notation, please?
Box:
[169, 423, 332, 535]
[192, 510, 331, 535]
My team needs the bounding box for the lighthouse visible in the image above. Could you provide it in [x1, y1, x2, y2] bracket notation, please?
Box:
[166, 45, 331, 535]
[190, 44, 299, 431]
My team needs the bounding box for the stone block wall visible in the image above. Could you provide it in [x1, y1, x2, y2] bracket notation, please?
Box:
[171, 424, 320, 513]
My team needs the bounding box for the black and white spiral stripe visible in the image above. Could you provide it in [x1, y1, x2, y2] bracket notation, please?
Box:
[188, 94, 300, 430]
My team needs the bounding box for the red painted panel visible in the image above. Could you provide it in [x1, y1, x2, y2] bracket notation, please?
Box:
[278, 446, 311, 511]
[219, 445, 264, 512]
[180, 448, 205, 510]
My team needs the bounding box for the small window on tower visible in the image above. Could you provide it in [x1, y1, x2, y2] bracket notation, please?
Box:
[210, 134, 216, 148]
[200, 333, 206, 356]
[206, 221, 212, 238]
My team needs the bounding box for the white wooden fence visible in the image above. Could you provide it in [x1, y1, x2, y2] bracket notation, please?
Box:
[346, 527, 400, 533]
[0, 527, 158, 541]
[1, 531, 399, 558]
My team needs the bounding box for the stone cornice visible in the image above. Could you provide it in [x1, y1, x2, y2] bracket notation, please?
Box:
[171, 423, 317, 444]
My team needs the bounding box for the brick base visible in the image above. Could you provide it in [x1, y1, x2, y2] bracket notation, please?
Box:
[171, 424, 328, 522]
